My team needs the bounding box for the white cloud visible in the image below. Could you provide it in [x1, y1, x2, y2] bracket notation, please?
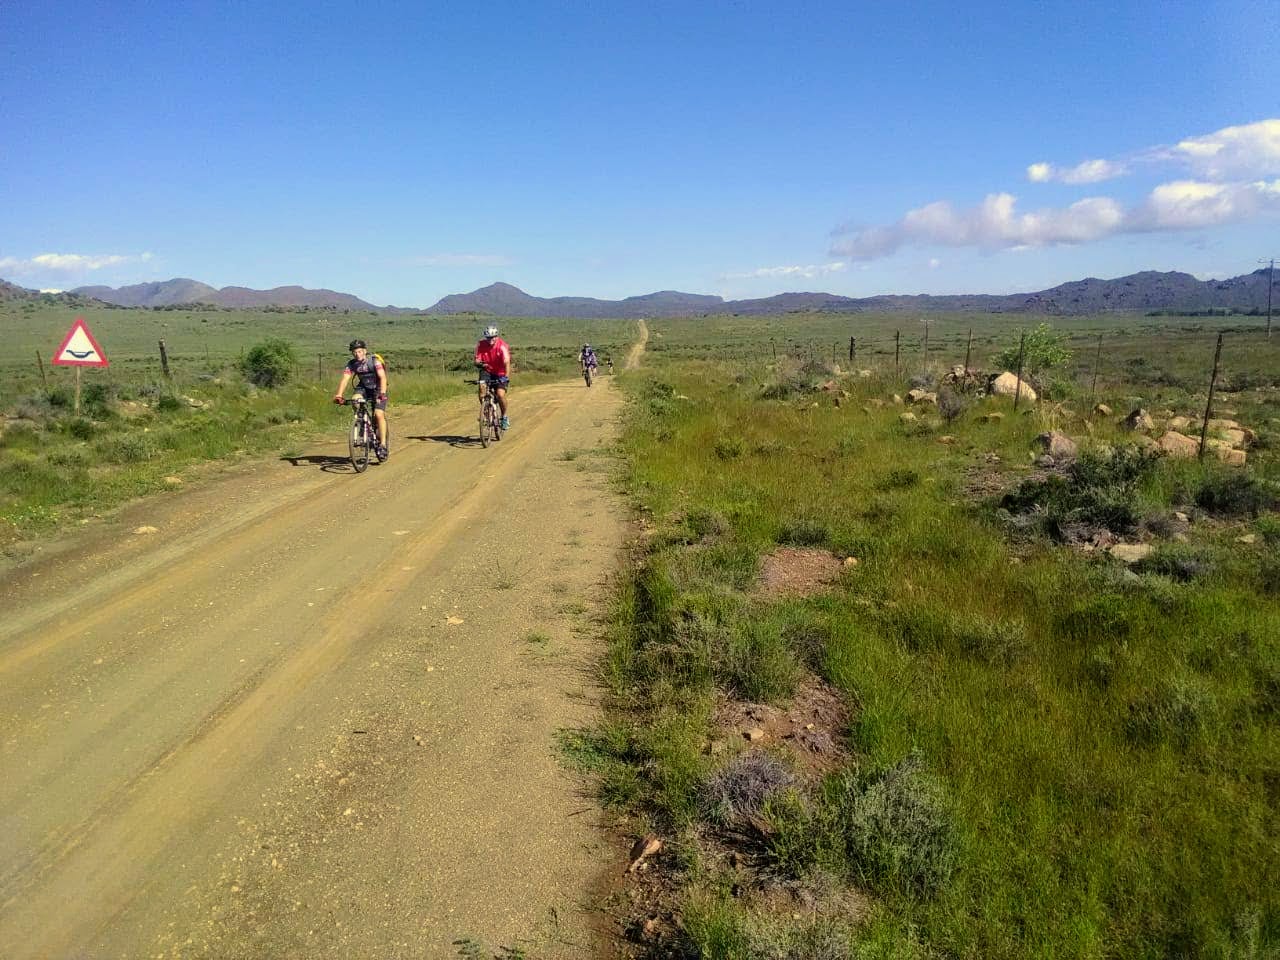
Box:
[1025, 158, 1127, 184]
[723, 262, 848, 280]
[928, 258, 941, 269]
[1169, 119, 1280, 179]
[1130, 177, 1280, 230]
[832, 177, 1280, 261]
[408, 253, 513, 268]
[832, 193, 1124, 259]
[0, 251, 154, 275]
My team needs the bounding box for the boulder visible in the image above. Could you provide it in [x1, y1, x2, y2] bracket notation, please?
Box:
[858, 369, 873, 378]
[906, 388, 937, 405]
[1167, 415, 1193, 432]
[1093, 403, 1113, 416]
[1157, 431, 1200, 459]
[1223, 448, 1247, 467]
[990, 372, 1037, 403]
[981, 412, 1005, 424]
[1216, 427, 1247, 447]
[1108, 543, 1153, 564]
[1035, 431, 1078, 459]
[891, 394, 904, 405]
[1207, 418, 1240, 431]
[1035, 454, 1057, 468]
[899, 412, 918, 424]
[1122, 408, 1154, 433]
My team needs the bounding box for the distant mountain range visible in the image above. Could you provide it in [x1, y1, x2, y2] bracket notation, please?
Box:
[0, 269, 1272, 317]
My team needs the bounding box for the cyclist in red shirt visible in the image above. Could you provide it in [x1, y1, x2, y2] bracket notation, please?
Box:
[474, 324, 511, 430]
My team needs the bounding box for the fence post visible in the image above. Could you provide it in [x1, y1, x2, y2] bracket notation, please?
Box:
[1012, 330, 1027, 411]
[963, 328, 973, 376]
[894, 330, 901, 379]
[1089, 333, 1103, 410]
[158, 339, 171, 380]
[36, 349, 48, 392]
[317, 353, 324, 381]
[1198, 333, 1224, 461]
[923, 322, 930, 369]
[848, 336, 855, 364]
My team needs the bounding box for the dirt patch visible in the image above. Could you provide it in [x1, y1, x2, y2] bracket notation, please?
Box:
[757, 547, 845, 599]
[712, 674, 851, 775]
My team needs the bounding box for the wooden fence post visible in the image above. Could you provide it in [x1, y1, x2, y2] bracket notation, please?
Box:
[317, 353, 324, 381]
[963, 328, 973, 376]
[36, 349, 48, 392]
[1089, 333, 1104, 410]
[922, 321, 930, 369]
[848, 336, 855, 364]
[158, 339, 171, 379]
[1199, 333, 1224, 461]
[894, 330, 901, 379]
[1012, 330, 1027, 411]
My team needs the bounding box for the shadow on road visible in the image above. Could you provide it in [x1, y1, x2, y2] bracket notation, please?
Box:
[410, 434, 485, 449]
[280, 454, 359, 474]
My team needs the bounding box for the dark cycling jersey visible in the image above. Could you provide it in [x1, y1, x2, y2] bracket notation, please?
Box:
[580, 350, 598, 367]
[346, 355, 384, 392]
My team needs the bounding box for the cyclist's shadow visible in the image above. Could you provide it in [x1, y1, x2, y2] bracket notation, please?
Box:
[412, 434, 485, 449]
[280, 454, 362, 474]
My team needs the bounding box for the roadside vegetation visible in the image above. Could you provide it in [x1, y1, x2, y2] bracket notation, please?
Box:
[582, 317, 1279, 957]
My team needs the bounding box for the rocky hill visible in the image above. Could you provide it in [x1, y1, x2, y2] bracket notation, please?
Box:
[0, 267, 1266, 317]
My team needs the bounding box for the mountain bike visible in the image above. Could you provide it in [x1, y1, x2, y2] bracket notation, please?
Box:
[465, 374, 504, 448]
[582, 363, 596, 388]
[337, 396, 386, 472]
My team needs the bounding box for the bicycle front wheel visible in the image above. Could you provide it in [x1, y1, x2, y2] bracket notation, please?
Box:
[479, 404, 490, 448]
[584, 367, 592, 387]
[350, 415, 370, 473]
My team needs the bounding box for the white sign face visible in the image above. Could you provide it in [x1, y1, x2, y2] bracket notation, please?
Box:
[52, 317, 109, 367]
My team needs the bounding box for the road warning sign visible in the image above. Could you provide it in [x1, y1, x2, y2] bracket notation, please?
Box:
[53, 317, 109, 367]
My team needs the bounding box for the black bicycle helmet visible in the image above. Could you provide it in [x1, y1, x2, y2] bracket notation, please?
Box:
[349, 339, 366, 351]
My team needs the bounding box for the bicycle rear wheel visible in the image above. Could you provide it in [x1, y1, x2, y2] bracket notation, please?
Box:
[350, 415, 371, 472]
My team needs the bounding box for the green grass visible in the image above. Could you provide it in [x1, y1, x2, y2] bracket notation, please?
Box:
[592, 328, 1279, 958]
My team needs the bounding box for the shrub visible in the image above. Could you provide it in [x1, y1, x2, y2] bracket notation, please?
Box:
[704, 751, 795, 826]
[1193, 471, 1276, 519]
[828, 755, 957, 895]
[95, 432, 159, 463]
[993, 323, 1073, 376]
[64, 417, 96, 440]
[936, 387, 967, 424]
[715, 436, 745, 460]
[240, 338, 298, 388]
[1124, 677, 1216, 750]
[778, 517, 829, 547]
[155, 394, 183, 412]
[877, 468, 920, 491]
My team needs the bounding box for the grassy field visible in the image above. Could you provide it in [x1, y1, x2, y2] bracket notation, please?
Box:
[0, 300, 636, 553]
[577, 313, 1278, 958]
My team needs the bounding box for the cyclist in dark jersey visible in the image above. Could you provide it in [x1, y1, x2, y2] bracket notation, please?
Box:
[333, 339, 389, 460]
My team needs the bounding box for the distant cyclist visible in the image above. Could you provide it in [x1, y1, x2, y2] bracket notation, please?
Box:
[333, 339, 388, 461]
[605, 354, 614, 375]
[578, 343, 598, 386]
[474, 325, 511, 430]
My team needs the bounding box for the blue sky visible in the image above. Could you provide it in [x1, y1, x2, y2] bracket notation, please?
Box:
[2, 0, 1278, 307]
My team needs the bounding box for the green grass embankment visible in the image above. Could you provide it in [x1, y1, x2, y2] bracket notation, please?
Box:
[585, 356, 1278, 958]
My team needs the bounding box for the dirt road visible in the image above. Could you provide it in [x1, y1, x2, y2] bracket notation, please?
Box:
[0, 367, 635, 958]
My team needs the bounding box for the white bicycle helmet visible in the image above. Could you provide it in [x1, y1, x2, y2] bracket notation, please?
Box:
[483, 325, 499, 338]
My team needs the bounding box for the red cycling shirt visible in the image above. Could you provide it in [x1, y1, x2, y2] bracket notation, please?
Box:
[475, 337, 511, 377]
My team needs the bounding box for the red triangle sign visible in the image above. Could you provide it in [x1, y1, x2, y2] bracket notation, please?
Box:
[53, 317, 110, 367]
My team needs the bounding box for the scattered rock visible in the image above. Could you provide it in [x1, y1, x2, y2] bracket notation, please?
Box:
[898, 411, 917, 424]
[1206, 418, 1240, 431]
[1093, 403, 1113, 416]
[1223, 448, 1247, 467]
[858, 369, 873, 378]
[132, 525, 159, 535]
[1108, 543, 1153, 564]
[981, 412, 1005, 423]
[162, 475, 183, 487]
[626, 835, 663, 874]
[1034, 430, 1078, 460]
[1173, 511, 1190, 523]
[906, 388, 937, 405]
[1167, 415, 1193, 432]
[937, 435, 955, 445]
[1034, 454, 1056, 468]
[989, 371, 1037, 403]
[843, 556, 859, 567]
[819, 379, 839, 392]
[1122, 408, 1154, 433]
[891, 394, 904, 405]
[1237, 533, 1259, 545]
[445, 615, 464, 625]
[744, 727, 765, 742]
[1216, 428, 1247, 447]
[1157, 431, 1200, 459]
